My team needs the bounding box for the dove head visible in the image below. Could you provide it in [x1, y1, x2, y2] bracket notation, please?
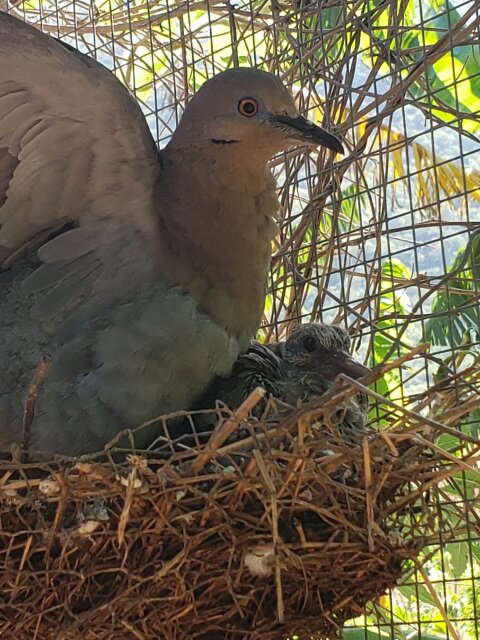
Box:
[170, 68, 344, 159]
[284, 323, 370, 381]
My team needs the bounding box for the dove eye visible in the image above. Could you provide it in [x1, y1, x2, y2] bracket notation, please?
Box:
[303, 336, 317, 353]
[238, 98, 259, 117]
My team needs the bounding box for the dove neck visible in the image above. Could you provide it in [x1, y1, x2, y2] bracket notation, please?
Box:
[153, 145, 279, 344]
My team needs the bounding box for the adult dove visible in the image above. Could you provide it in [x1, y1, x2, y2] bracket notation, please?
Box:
[0, 13, 343, 457]
[194, 323, 370, 443]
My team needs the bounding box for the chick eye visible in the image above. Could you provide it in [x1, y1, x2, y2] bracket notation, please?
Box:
[238, 98, 259, 117]
[303, 336, 317, 353]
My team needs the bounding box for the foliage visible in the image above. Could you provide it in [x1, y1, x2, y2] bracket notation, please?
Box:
[425, 233, 480, 348]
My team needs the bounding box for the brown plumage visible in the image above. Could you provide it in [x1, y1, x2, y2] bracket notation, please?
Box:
[0, 13, 343, 457]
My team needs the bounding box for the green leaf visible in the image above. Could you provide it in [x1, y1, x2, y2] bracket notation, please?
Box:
[426, 233, 480, 348]
[343, 629, 392, 640]
[356, 0, 480, 133]
[447, 541, 469, 577]
[339, 185, 364, 229]
[398, 583, 436, 607]
[344, 627, 447, 640]
[371, 258, 412, 370]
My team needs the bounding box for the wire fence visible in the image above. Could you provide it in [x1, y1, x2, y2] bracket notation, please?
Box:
[2, 0, 480, 637]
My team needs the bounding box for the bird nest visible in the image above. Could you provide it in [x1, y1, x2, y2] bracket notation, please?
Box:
[0, 347, 479, 640]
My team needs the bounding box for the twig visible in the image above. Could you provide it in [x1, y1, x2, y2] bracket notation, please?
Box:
[21, 357, 51, 462]
[337, 375, 480, 446]
[191, 387, 265, 474]
[415, 563, 461, 640]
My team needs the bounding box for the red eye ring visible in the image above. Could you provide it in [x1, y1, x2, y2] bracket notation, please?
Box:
[238, 97, 259, 117]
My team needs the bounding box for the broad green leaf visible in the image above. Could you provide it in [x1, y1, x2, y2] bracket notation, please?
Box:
[447, 541, 469, 577]
[398, 583, 436, 607]
[426, 233, 480, 348]
[343, 629, 393, 640]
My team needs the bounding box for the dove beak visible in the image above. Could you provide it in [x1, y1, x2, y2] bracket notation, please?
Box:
[269, 114, 344, 154]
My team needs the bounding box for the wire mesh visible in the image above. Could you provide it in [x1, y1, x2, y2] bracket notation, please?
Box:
[1, 0, 479, 637]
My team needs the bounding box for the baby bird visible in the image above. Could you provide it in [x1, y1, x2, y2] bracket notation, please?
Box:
[194, 323, 371, 444]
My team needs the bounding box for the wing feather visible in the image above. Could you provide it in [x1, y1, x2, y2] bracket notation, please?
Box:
[0, 12, 161, 272]
[0, 14, 245, 455]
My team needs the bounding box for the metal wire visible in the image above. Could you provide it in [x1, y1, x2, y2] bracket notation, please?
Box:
[2, 0, 479, 636]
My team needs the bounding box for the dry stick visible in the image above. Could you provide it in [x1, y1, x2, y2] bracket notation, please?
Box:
[413, 435, 480, 477]
[355, 342, 430, 387]
[13, 535, 34, 595]
[289, 343, 427, 422]
[191, 387, 266, 474]
[0, 478, 42, 492]
[377, 428, 399, 457]
[415, 563, 461, 640]
[121, 620, 148, 640]
[350, 2, 479, 125]
[335, 375, 480, 447]
[306, 9, 480, 359]
[254, 448, 284, 624]
[348, 342, 429, 392]
[21, 357, 51, 462]
[382, 224, 480, 364]
[118, 467, 137, 547]
[291, 342, 429, 424]
[413, 363, 480, 408]
[440, 484, 480, 535]
[51, 473, 69, 534]
[338, 266, 480, 300]
[436, 396, 480, 427]
[396, 520, 473, 592]
[18, 0, 227, 35]
[362, 438, 375, 552]
[383, 459, 479, 518]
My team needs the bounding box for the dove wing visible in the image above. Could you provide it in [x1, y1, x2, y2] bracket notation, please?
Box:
[0, 12, 161, 269]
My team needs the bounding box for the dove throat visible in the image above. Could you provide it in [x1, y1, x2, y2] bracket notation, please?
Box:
[153, 145, 279, 347]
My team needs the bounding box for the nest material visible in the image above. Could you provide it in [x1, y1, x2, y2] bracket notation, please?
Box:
[0, 352, 479, 640]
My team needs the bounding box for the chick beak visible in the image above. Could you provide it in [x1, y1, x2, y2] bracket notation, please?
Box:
[269, 114, 344, 154]
[335, 355, 371, 380]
